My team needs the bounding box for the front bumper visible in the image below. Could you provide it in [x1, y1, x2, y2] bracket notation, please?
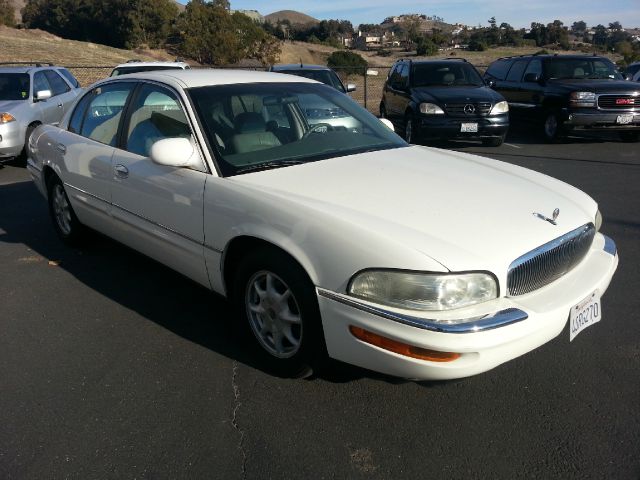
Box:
[563, 109, 640, 131]
[317, 233, 618, 381]
[417, 114, 509, 140]
[0, 121, 26, 161]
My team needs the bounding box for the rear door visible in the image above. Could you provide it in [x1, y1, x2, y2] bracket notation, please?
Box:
[109, 81, 210, 287]
[500, 59, 529, 119]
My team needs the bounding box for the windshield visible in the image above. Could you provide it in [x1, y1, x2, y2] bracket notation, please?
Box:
[411, 63, 484, 87]
[0, 73, 30, 101]
[110, 65, 185, 77]
[188, 82, 406, 176]
[276, 69, 345, 93]
[544, 58, 623, 80]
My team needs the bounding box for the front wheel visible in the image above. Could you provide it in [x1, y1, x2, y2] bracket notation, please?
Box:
[47, 175, 87, 245]
[404, 115, 414, 143]
[233, 248, 326, 378]
[619, 131, 640, 142]
[542, 112, 563, 143]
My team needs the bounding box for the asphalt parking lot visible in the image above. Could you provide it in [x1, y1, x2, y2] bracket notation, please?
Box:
[1, 131, 639, 479]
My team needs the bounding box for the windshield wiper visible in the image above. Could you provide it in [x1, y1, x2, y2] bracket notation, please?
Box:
[235, 160, 304, 174]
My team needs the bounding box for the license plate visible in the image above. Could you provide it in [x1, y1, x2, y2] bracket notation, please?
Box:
[460, 123, 478, 132]
[616, 114, 633, 125]
[569, 291, 601, 341]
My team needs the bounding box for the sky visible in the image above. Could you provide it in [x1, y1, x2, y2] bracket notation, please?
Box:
[194, 0, 640, 29]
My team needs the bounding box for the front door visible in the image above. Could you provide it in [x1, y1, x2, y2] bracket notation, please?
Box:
[110, 82, 210, 288]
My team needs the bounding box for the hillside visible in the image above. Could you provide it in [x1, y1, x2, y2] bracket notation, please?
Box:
[265, 10, 319, 25]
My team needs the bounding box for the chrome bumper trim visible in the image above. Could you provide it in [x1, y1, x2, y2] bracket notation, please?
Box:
[603, 235, 617, 256]
[317, 288, 528, 334]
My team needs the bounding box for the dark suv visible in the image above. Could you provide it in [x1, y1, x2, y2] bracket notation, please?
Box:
[380, 59, 509, 146]
[484, 54, 640, 142]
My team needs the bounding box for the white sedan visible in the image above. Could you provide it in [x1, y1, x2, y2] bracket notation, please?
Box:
[27, 70, 618, 380]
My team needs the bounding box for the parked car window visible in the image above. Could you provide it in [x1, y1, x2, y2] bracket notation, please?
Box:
[189, 82, 406, 177]
[79, 82, 136, 146]
[485, 59, 512, 80]
[412, 63, 484, 87]
[33, 71, 52, 95]
[523, 59, 542, 80]
[57, 68, 80, 88]
[388, 64, 401, 83]
[68, 92, 94, 134]
[543, 58, 622, 80]
[506, 60, 528, 82]
[398, 64, 409, 87]
[0, 73, 30, 101]
[276, 69, 345, 93]
[126, 83, 191, 157]
[44, 70, 71, 96]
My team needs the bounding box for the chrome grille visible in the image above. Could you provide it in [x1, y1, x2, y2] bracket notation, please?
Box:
[445, 102, 492, 117]
[597, 95, 639, 110]
[507, 223, 596, 296]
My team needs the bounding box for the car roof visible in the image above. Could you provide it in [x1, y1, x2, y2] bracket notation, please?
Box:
[113, 61, 189, 69]
[496, 54, 609, 61]
[0, 66, 61, 74]
[99, 68, 319, 89]
[271, 64, 332, 71]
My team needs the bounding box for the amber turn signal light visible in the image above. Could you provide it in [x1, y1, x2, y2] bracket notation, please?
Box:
[349, 326, 461, 362]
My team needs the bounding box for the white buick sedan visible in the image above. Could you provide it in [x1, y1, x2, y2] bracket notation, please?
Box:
[27, 70, 618, 380]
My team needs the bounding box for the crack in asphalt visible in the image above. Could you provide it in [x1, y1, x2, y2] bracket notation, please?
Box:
[231, 361, 247, 478]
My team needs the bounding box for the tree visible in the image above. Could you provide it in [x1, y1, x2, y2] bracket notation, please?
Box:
[129, 0, 178, 48]
[0, 0, 15, 26]
[326, 50, 367, 75]
[416, 37, 437, 56]
[571, 21, 587, 36]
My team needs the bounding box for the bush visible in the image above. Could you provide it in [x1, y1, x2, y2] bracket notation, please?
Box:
[327, 50, 367, 75]
[416, 37, 437, 56]
[468, 39, 487, 52]
[0, 0, 15, 27]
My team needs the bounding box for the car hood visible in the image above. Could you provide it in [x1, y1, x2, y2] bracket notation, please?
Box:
[546, 78, 640, 93]
[412, 86, 500, 104]
[230, 146, 597, 273]
[0, 100, 27, 112]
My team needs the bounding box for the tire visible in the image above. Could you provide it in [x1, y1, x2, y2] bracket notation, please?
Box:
[47, 175, 87, 246]
[404, 114, 414, 143]
[20, 123, 39, 160]
[542, 112, 563, 143]
[232, 247, 326, 378]
[380, 102, 387, 118]
[619, 131, 640, 142]
[482, 135, 505, 147]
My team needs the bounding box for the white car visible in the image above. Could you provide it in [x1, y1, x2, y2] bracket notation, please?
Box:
[27, 70, 618, 381]
[0, 65, 83, 162]
[110, 61, 190, 77]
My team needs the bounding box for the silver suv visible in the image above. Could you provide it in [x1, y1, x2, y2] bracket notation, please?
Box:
[0, 64, 83, 162]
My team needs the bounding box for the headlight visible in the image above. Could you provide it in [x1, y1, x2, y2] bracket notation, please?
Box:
[419, 103, 445, 115]
[595, 209, 602, 231]
[348, 270, 498, 311]
[0, 113, 16, 124]
[569, 91, 596, 107]
[490, 101, 509, 115]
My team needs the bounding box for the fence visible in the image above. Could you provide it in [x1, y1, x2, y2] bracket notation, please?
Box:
[57, 64, 486, 115]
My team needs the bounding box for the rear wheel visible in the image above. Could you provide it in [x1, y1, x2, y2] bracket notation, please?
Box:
[233, 248, 326, 378]
[619, 131, 639, 142]
[47, 175, 87, 246]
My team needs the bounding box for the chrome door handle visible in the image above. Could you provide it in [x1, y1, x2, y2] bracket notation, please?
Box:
[114, 164, 129, 178]
[55, 143, 66, 154]
[57, 103, 63, 108]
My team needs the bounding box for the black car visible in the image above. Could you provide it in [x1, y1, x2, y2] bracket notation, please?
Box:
[269, 64, 356, 94]
[484, 54, 640, 142]
[380, 59, 509, 146]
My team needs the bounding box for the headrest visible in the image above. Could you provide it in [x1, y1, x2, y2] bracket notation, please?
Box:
[442, 73, 455, 84]
[234, 112, 266, 133]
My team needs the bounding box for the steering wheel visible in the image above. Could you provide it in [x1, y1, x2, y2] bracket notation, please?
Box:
[302, 123, 334, 139]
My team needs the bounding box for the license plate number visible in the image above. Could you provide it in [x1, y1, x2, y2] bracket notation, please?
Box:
[569, 291, 601, 341]
[460, 123, 478, 132]
[616, 114, 633, 125]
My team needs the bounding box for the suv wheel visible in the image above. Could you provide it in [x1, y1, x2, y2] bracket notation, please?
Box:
[619, 131, 639, 143]
[543, 112, 562, 143]
[404, 114, 414, 143]
[482, 135, 505, 147]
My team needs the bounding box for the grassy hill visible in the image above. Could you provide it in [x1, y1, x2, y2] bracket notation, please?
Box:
[265, 10, 319, 25]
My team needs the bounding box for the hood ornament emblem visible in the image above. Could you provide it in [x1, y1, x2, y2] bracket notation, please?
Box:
[533, 208, 560, 225]
[463, 104, 476, 114]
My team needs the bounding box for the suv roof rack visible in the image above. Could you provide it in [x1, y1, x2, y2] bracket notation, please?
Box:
[0, 61, 54, 67]
[126, 59, 142, 63]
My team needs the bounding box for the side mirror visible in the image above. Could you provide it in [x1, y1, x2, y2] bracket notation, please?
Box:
[35, 90, 52, 101]
[379, 118, 394, 132]
[346, 83, 357, 92]
[523, 73, 541, 83]
[149, 137, 202, 169]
